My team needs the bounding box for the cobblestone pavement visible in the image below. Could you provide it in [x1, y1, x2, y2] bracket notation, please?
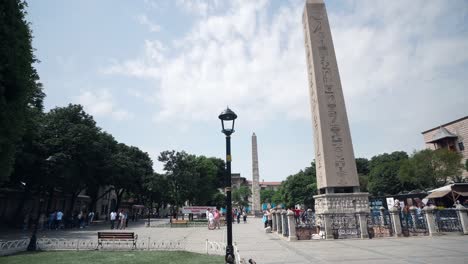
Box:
[2, 217, 468, 263]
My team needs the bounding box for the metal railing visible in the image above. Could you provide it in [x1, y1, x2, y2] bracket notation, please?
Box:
[0, 239, 30, 256]
[399, 210, 428, 236]
[367, 210, 393, 238]
[435, 209, 462, 233]
[330, 213, 361, 239]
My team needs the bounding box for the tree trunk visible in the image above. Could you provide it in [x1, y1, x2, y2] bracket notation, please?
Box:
[115, 189, 125, 211]
[12, 187, 30, 226]
[45, 187, 54, 215]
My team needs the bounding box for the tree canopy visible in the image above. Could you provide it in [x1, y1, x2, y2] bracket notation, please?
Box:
[0, 0, 44, 182]
[399, 148, 464, 190]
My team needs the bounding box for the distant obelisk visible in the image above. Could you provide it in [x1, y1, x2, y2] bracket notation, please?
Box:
[251, 133, 261, 216]
[303, 0, 369, 238]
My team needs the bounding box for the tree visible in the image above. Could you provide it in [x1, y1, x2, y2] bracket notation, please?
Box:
[368, 161, 403, 196]
[280, 162, 317, 209]
[367, 151, 408, 196]
[260, 189, 276, 203]
[432, 148, 464, 184]
[85, 131, 120, 213]
[232, 186, 251, 212]
[192, 156, 222, 205]
[399, 148, 464, 189]
[158, 150, 198, 213]
[142, 172, 168, 216]
[0, 0, 44, 182]
[41, 104, 102, 215]
[111, 144, 153, 211]
[211, 192, 226, 209]
[356, 158, 370, 175]
[356, 158, 370, 192]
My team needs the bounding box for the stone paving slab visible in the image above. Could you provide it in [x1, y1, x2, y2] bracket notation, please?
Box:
[2, 217, 467, 263]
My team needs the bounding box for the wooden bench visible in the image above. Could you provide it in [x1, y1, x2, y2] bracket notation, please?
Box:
[97, 232, 137, 249]
[170, 219, 189, 227]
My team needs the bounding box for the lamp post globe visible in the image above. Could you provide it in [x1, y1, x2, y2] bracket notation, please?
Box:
[218, 107, 237, 136]
[218, 107, 237, 264]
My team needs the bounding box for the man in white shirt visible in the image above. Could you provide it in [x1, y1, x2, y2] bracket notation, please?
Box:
[110, 211, 116, 229]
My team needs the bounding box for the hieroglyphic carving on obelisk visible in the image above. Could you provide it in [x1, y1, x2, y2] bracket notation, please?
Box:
[302, 0, 359, 193]
[251, 133, 261, 215]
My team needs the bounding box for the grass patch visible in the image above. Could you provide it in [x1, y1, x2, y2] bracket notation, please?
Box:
[1, 251, 224, 264]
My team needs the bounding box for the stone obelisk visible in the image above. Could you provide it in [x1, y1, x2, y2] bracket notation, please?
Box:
[303, 0, 369, 238]
[251, 133, 261, 216]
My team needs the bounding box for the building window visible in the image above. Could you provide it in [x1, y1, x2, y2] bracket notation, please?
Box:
[459, 142, 465, 151]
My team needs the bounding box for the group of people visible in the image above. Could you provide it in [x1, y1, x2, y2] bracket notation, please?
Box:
[206, 208, 221, 230]
[233, 208, 248, 224]
[109, 210, 129, 230]
[262, 208, 310, 228]
[205, 208, 249, 230]
[30, 210, 96, 230]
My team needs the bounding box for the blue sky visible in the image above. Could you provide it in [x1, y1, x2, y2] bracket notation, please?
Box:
[26, 0, 468, 182]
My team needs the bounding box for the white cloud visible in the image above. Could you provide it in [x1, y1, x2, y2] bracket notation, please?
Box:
[75, 90, 134, 121]
[101, 0, 468, 139]
[176, 0, 222, 16]
[137, 14, 161, 32]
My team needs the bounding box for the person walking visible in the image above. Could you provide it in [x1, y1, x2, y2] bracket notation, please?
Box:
[88, 211, 95, 225]
[242, 211, 247, 223]
[119, 210, 126, 230]
[125, 211, 129, 228]
[110, 211, 116, 229]
[214, 209, 221, 229]
[77, 211, 84, 229]
[208, 209, 215, 230]
[56, 210, 63, 229]
[266, 209, 272, 228]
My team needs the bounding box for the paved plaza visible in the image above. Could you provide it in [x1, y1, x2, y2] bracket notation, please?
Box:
[2, 217, 467, 263]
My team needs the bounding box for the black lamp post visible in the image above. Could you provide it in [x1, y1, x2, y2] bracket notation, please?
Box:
[218, 107, 237, 264]
[147, 187, 152, 227]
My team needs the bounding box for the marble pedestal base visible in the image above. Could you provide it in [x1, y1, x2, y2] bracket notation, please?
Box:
[314, 193, 370, 239]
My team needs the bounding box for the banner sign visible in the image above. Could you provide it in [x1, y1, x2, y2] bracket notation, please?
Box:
[181, 206, 216, 214]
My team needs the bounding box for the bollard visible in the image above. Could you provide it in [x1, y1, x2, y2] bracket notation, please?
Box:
[276, 210, 282, 235]
[281, 210, 288, 237]
[287, 210, 297, 241]
[389, 207, 402, 237]
[322, 214, 334, 240]
[423, 206, 438, 236]
[455, 204, 468, 235]
[357, 212, 369, 239]
[271, 209, 277, 232]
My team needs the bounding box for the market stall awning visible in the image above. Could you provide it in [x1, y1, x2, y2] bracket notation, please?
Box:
[425, 190, 452, 199]
[454, 191, 468, 197]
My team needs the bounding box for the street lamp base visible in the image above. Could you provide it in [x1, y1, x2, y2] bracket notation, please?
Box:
[225, 245, 235, 264]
